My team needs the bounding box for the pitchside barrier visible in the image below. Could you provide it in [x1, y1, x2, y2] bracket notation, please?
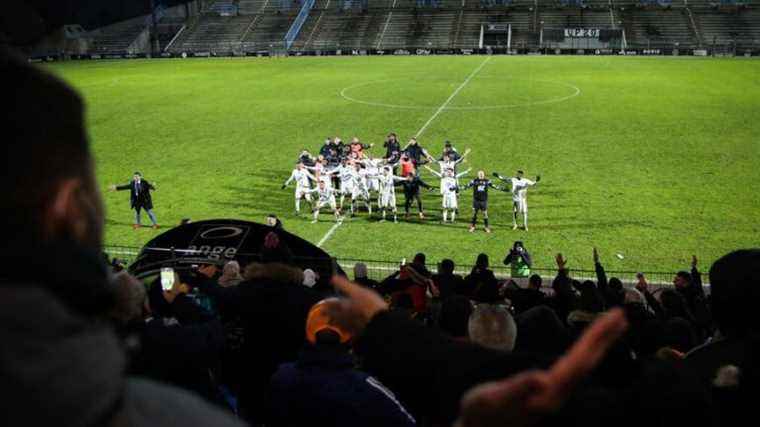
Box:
[104, 244, 700, 293]
[28, 44, 760, 62]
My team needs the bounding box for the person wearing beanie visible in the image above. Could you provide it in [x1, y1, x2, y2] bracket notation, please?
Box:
[270, 298, 416, 427]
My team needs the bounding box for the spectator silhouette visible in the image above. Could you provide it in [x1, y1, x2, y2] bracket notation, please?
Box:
[0, 50, 242, 427]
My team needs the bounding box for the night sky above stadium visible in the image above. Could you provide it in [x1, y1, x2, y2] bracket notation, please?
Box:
[3, 0, 191, 44]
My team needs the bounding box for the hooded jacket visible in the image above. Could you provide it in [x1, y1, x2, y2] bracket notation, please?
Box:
[0, 241, 244, 427]
[270, 343, 416, 427]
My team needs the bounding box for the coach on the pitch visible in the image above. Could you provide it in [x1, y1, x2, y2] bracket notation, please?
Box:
[110, 172, 159, 229]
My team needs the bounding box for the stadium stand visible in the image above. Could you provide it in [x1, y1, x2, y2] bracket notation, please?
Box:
[86, 17, 148, 55]
[621, 8, 698, 48]
[296, 9, 388, 50]
[169, 15, 255, 53]
[240, 13, 294, 51]
[694, 8, 760, 51]
[76, 0, 760, 55]
[410, 10, 458, 48]
[539, 8, 615, 29]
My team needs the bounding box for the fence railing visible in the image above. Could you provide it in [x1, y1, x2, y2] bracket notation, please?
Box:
[284, 0, 315, 49]
[104, 244, 690, 290]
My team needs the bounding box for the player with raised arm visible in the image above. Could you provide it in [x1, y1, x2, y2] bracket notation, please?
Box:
[400, 171, 435, 220]
[349, 163, 373, 217]
[348, 137, 374, 160]
[306, 156, 339, 189]
[281, 163, 316, 216]
[335, 158, 356, 210]
[424, 165, 471, 223]
[307, 180, 342, 224]
[435, 148, 471, 177]
[361, 156, 383, 207]
[462, 170, 502, 233]
[493, 170, 541, 231]
[373, 166, 406, 222]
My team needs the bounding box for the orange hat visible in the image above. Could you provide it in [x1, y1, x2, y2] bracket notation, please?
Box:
[305, 298, 352, 345]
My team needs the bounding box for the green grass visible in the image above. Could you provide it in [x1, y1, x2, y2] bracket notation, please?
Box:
[45, 56, 760, 274]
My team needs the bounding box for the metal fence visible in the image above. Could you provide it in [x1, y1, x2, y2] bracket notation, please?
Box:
[104, 244, 688, 290]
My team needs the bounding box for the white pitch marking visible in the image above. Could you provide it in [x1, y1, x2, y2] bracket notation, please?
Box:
[339, 77, 581, 111]
[414, 55, 491, 137]
[316, 56, 492, 248]
[316, 219, 343, 248]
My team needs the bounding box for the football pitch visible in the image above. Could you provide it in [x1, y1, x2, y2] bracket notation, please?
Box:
[46, 55, 760, 274]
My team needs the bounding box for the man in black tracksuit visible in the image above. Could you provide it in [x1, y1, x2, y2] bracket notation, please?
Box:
[462, 170, 501, 233]
[401, 172, 433, 219]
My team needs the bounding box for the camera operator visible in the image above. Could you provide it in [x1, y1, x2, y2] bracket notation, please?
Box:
[503, 241, 533, 287]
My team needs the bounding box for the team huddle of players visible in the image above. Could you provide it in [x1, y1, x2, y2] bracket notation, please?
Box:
[282, 133, 540, 232]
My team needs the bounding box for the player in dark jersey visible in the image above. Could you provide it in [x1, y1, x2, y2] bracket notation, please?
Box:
[401, 171, 434, 219]
[461, 170, 502, 233]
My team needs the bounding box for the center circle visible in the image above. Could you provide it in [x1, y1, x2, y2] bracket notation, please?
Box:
[339, 76, 581, 110]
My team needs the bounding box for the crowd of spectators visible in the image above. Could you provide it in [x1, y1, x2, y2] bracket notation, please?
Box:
[3, 49, 760, 427]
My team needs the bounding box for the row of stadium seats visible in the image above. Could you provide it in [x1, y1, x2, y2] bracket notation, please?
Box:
[86, 18, 148, 54]
[622, 9, 698, 48]
[168, 15, 254, 53]
[695, 8, 760, 47]
[87, 3, 760, 54]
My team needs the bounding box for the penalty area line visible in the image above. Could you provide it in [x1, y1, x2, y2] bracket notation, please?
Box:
[316, 56, 492, 248]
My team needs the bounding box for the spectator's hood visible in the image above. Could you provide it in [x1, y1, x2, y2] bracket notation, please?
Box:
[0, 286, 124, 427]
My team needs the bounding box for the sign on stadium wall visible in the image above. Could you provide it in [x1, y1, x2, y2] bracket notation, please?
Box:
[564, 28, 601, 38]
[486, 24, 510, 32]
[30, 47, 758, 61]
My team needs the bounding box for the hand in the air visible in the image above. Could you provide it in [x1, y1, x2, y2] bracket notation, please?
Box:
[331, 275, 389, 331]
[635, 274, 649, 293]
[455, 308, 628, 427]
[555, 253, 567, 270]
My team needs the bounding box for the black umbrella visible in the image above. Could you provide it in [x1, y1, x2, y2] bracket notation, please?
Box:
[128, 219, 342, 288]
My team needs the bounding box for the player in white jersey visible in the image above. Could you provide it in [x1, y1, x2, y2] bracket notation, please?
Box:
[493, 170, 541, 231]
[305, 156, 334, 188]
[307, 180, 342, 223]
[434, 148, 471, 178]
[424, 165, 471, 223]
[335, 160, 356, 210]
[373, 166, 405, 222]
[361, 156, 382, 194]
[281, 163, 316, 215]
[349, 163, 373, 217]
